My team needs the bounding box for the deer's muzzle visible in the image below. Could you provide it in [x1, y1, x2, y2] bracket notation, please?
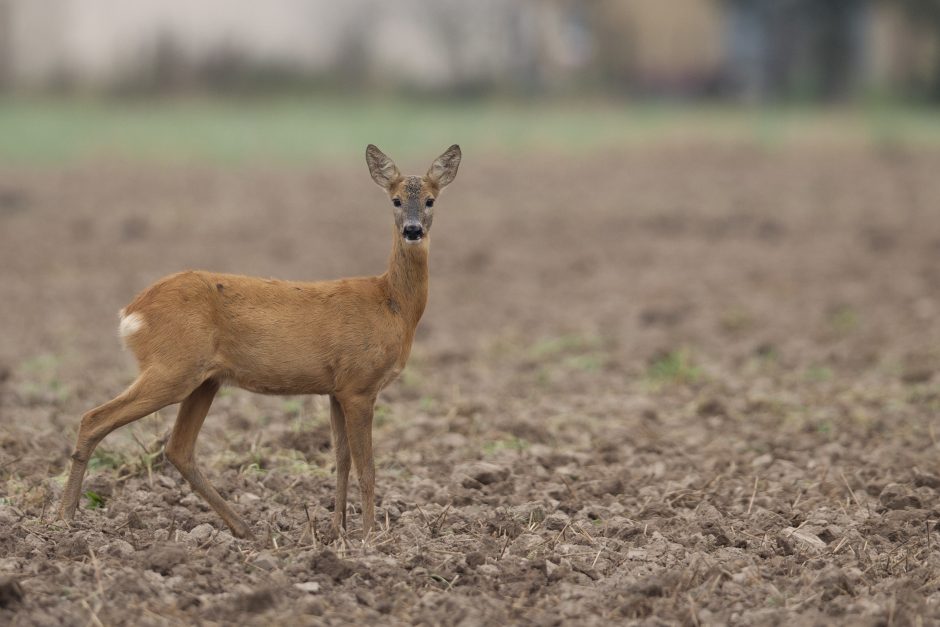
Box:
[402, 223, 424, 242]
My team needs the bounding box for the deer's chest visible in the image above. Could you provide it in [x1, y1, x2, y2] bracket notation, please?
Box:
[374, 332, 415, 391]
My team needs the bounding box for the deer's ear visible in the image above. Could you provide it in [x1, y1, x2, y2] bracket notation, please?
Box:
[366, 144, 401, 189]
[427, 144, 461, 188]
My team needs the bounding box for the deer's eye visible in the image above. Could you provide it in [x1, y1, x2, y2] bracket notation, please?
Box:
[392, 198, 402, 207]
[425, 198, 435, 208]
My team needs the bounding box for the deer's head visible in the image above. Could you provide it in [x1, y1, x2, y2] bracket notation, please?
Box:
[366, 144, 461, 245]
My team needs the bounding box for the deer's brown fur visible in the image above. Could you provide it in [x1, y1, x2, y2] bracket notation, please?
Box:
[58, 145, 461, 538]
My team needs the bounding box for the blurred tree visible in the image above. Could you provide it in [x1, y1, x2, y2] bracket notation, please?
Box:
[0, 0, 10, 90]
[586, 0, 637, 92]
[812, 0, 869, 100]
[724, 0, 869, 101]
[889, 0, 940, 99]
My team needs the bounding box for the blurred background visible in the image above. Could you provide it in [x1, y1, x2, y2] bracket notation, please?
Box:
[2, 0, 940, 101]
[0, 0, 939, 164]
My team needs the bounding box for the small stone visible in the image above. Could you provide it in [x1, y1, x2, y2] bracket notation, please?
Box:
[180, 494, 206, 509]
[108, 539, 136, 558]
[293, 581, 321, 594]
[151, 529, 169, 542]
[253, 552, 279, 571]
[751, 453, 773, 468]
[189, 523, 215, 544]
[780, 527, 826, 551]
[510, 533, 543, 556]
[543, 512, 569, 531]
[478, 564, 499, 577]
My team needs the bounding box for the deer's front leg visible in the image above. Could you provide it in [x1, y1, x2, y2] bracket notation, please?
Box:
[338, 394, 376, 538]
[329, 395, 351, 534]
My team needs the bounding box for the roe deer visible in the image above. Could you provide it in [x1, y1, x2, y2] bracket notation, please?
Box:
[58, 144, 462, 538]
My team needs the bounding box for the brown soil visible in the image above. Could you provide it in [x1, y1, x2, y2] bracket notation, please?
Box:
[1, 146, 939, 625]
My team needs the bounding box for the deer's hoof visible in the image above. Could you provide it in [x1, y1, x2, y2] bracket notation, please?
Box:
[229, 522, 253, 539]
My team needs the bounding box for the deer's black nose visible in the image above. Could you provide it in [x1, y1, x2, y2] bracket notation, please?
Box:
[403, 224, 424, 241]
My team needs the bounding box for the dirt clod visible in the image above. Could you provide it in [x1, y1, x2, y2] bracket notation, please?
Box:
[294, 581, 321, 594]
[879, 484, 921, 510]
[0, 578, 24, 609]
[311, 550, 357, 582]
[236, 588, 277, 613]
[140, 543, 188, 575]
[913, 470, 940, 489]
[125, 510, 145, 529]
[454, 462, 509, 488]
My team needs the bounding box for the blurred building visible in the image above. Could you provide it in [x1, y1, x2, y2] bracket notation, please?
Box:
[0, 0, 937, 100]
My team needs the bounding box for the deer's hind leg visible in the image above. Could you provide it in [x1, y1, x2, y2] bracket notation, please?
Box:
[164, 379, 251, 538]
[59, 367, 200, 522]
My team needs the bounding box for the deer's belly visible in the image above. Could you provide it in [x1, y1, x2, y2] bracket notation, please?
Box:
[220, 327, 408, 397]
[227, 363, 334, 396]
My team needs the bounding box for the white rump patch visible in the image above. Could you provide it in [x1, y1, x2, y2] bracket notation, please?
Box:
[118, 311, 145, 340]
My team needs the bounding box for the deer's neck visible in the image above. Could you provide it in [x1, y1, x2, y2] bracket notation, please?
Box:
[385, 228, 429, 329]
